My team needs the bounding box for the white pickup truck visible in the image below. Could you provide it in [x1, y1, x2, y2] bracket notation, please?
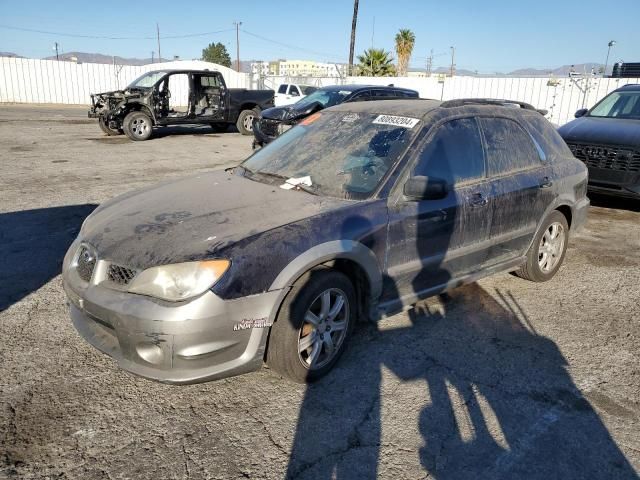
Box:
[274, 83, 318, 106]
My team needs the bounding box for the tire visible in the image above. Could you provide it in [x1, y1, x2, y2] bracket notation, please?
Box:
[266, 269, 356, 383]
[123, 111, 153, 141]
[209, 123, 228, 133]
[515, 210, 569, 282]
[236, 108, 259, 135]
[98, 117, 122, 136]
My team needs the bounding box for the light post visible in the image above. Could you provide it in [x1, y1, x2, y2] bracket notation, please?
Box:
[603, 40, 616, 77]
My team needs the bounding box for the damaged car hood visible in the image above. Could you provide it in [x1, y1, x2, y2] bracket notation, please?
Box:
[80, 170, 349, 270]
[260, 105, 309, 122]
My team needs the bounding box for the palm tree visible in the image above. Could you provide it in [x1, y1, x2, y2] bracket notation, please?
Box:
[356, 48, 396, 77]
[395, 29, 416, 76]
[348, 0, 359, 76]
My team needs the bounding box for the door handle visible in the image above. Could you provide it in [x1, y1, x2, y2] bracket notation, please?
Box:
[539, 177, 553, 188]
[469, 193, 488, 208]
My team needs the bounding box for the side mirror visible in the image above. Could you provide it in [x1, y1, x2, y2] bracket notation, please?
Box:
[403, 176, 447, 201]
[575, 108, 588, 118]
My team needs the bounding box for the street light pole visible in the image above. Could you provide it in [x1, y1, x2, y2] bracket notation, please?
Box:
[603, 40, 616, 77]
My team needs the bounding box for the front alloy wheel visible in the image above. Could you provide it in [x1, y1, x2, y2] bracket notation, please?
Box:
[267, 269, 355, 383]
[298, 288, 349, 370]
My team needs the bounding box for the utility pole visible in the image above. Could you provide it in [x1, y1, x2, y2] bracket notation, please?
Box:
[426, 49, 433, 77]
[348, 0, 359, 76]
[234, 21, 242, 72]
[450, 46, 456, 77]
[54, 42, 59, 61]
[151, 51, 155, 63]
[156, 23, 161, 62]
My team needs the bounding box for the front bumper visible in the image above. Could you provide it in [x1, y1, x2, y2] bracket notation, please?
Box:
[62, 245, 283, 384]
[252, 117, 287, 147]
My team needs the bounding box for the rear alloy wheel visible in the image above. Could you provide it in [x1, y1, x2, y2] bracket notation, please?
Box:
[98, 117, 122, 136]
[123, 111, 153, 141]
[515, 210, 569, 282]
[266, 269, 355, 383]
[236, 108, 259, 135]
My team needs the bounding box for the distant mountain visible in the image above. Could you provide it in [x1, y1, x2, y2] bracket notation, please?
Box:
[0, 51, 23, 58]
[510, 63, 605, 76]
[42, 51, 169, 66]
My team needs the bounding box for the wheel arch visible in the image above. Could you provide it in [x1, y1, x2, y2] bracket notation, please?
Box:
[239, 102, 259, 113]
[267, 240, 383, 325]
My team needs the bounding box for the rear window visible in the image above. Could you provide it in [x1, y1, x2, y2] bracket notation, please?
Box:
[277, 84, 288, 94]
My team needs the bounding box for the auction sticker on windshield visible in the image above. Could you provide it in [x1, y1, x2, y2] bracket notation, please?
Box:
[373, 115, 420, 129]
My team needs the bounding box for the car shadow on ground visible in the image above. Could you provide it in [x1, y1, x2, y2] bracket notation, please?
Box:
[152, 124, 239, 138]
[284, 283, 638, 479]
[588, 192, 640, 212]
[0, 204, 97, 311]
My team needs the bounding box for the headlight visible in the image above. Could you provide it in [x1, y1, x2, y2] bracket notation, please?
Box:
[128, 260, 230, 301]
[278, 123, 292, 134]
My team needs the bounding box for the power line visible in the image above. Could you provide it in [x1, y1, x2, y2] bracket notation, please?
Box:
[0, 24, 234, 40]
[241, 29, 345, 61]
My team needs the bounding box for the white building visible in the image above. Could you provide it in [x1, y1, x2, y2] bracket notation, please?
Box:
[251, 59, 347, 78]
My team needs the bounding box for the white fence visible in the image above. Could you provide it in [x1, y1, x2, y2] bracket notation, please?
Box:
[257, 74, 640, 126]
[1, 56, 638, 126]
[0, 57, 250, 105]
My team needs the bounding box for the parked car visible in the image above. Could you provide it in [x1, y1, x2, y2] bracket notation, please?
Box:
[274, 83, 318, 106]
[559, 84, 640, 199]
[63, 98, 588, 384]
[252, 84, 419, 148]
[89, 69, 274, 140]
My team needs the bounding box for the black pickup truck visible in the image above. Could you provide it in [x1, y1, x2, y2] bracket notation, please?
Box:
[89, 69, 274, 140]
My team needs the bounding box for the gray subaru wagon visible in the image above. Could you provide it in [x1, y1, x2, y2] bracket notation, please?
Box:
[63, 99, 589, 384]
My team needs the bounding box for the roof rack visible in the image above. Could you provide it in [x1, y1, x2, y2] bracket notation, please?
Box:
[440, 98, 548, 115]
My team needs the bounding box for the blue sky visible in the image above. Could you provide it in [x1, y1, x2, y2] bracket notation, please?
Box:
[1, 0, 638, 72]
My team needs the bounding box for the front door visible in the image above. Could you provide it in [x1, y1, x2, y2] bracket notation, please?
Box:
[383, 117, 493, 306]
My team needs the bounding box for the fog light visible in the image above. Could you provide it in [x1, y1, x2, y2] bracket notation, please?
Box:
[136, 342, 164, 365]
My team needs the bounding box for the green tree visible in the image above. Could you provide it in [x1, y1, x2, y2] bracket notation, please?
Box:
[394, 29, 415, 76]
[356, 48, 396, 77]
[201, 42, 231, 67]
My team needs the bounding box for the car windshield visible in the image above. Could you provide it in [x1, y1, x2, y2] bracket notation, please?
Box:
[589, 91, 640, 119]
[242, 111, 421, 199]
[300, 85, 317, 95]
[128, 71, 168, 89]
[294, 89, 352, 109]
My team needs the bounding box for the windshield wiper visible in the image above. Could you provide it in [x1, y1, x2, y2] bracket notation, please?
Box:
[244, 169, 318, 195]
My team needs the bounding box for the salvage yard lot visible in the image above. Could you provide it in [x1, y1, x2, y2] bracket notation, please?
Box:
[1, 105, 639, 479]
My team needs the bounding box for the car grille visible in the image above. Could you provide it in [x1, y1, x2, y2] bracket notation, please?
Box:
[258, 118, 280, 137]
[107, 264, 138, 286]
[566, 143, 640, 173]
[76, 246, 96, 283]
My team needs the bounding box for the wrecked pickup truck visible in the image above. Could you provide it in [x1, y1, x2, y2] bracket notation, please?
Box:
[89, 69, 274, 140]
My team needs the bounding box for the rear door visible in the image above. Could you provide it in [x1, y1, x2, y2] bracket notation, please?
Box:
[194, 73, 225, 121]
[383, 117, 493, 304]
[478, 116, 555, 264]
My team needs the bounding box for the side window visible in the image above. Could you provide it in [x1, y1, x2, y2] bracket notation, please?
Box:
[350, 91, 371, 102]
[200, 76, 220, 87]
[479, 117, 542, 176]
[414, 118, 485, 186]
[289, 85, 301, 96]
[277, 84, 288, 94]
[371, 90, 394, 98]
[524, 114, 573, 160]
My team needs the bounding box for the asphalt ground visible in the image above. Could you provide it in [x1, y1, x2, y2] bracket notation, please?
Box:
[1, 105, 639, 479]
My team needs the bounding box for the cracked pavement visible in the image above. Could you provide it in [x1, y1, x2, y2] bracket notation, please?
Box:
[1, 105, 639, 479]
